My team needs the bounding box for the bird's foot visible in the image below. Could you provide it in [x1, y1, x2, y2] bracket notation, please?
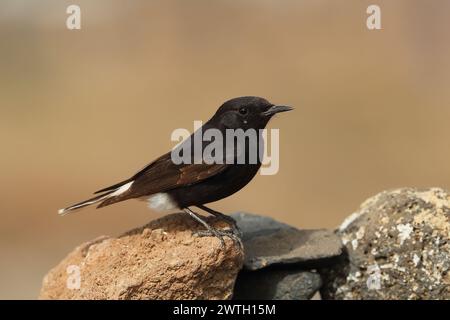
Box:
[212, 215, 241, 237]
[222, 217, 242, 238]
[196, 205, 242, 237]
[184, 207, 242, 249]
[194, 228, 243, 249]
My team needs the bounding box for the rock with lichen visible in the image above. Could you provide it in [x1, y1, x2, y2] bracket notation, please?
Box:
[39, 213, 243, 300]
[320, 188, 450, 300]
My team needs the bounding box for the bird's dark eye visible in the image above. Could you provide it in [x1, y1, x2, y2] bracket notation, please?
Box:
[239, 107, 248, 115]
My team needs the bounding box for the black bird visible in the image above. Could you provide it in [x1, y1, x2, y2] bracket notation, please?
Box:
[59, 96, 293, 247]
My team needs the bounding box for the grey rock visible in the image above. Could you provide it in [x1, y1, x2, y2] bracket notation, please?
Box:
[231, 212, 344, 270]
[321, 188, 450, 300]
[231, 212, 293, 241]
[233, 269, 322, 300]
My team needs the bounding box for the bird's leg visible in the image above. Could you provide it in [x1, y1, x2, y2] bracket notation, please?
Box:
[183, 208, 225, 248]
[196, 205, 241, 236]
[195, 205, 243, 248]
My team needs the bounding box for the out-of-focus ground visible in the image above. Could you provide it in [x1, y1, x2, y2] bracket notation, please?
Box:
[0, 0, 449, 299]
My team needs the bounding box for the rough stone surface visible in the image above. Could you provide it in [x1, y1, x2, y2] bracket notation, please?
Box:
[234, 269, 322, 300]
[39, 213, 243, 300]
[232, 212, 343, 270]
[321, 188, 450, 300]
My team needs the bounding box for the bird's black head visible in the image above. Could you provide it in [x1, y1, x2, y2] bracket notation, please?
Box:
[210, 96, 293, 130]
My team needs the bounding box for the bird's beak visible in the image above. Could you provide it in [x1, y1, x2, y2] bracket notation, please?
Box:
[262, 105, 294, 116]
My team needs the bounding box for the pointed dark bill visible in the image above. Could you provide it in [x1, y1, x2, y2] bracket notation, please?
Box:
[262, 105, 294, 116]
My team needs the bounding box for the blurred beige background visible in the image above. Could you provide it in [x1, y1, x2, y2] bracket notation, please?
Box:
[1, 0, 449, 299]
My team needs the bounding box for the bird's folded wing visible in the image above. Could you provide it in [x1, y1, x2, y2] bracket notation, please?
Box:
[98, 152, 229, 198]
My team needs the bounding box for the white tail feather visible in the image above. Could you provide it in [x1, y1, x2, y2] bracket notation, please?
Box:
[58, 181, 134, 215]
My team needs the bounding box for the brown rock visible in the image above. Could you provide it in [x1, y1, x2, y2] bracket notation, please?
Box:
[39, 213, 244, 300]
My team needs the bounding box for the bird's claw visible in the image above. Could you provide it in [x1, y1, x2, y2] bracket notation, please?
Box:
[194, 228, 243, 249]
[216, 216, 242, 238]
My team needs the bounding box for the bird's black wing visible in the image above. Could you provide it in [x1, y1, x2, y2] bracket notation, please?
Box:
[131, 151, 229, 195]
[95, 151, 230, 208]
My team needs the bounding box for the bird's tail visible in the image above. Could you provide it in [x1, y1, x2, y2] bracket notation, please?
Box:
[58, 181, 134, 215]
[58, 192, 114, 215]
